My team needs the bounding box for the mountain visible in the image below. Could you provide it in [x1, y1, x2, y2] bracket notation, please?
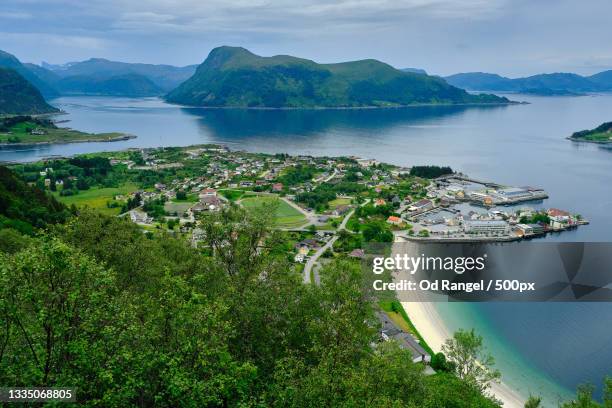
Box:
[46, 58, 197, 91]
[444, 73, 514, 91]
[0, 68, 59, 114]
[56, 73, 163, 96]
[166, 46, 508, 108]
[587, 70, 612, 88]
[401, 67, 427, 75]
[0, 50, 59, 97]
[445, 71, 612, 94]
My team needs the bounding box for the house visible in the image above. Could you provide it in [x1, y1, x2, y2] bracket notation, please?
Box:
[272, 183, 283, 192]
[374, 198, 386, 207]
[376, 312, 430, 364]
[333, 205, 351, 216]
[386, 216, 402, 225]
[199, 188, 217, 198]
[408, 199, 433, 213]
[547, 208, 571, 230]
[128, 209, 152, 224]
[348, 249, 365, 259]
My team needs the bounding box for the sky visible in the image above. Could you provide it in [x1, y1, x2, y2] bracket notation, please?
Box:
[1, 0, 611, 77]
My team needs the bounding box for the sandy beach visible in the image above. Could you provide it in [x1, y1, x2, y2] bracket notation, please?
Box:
[393, 239, 526, 408]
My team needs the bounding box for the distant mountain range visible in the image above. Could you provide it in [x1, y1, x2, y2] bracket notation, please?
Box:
[0, 50, 197, 98]
[43, 58, 197, 93]
[445, 71, 612, 95]
[166, 46, 507, 108]
[0, 67, 58, 114]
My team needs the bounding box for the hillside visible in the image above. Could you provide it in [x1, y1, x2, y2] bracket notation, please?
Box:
[166, 46, 509, 108]
[570, 121, 612, 143]
[0, 165, 70, 233]
[446, 70, 612, 94]
[57, 73, 163, 96]
[46, 58, 197, 91]
[0, 50, 58, 97]
[0, 68, 59, 114]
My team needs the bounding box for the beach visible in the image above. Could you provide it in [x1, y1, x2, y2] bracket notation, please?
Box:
[393, 239, 526, 408]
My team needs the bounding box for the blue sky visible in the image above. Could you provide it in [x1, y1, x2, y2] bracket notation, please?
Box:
[1, 0, 610, 77]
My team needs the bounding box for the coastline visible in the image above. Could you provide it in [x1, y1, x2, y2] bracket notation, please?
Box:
[393, 239, 526, 408]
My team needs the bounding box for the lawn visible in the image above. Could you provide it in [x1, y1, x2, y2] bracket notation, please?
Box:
[54, 183, 139, 215]
[241, 196, 307, 228]
[328, 197, 351, 209]
[219, 189, 245, 201]
[164, 201, 193, 215]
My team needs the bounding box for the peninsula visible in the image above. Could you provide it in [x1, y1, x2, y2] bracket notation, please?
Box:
[569, 121, 612, 143]
[0, 115, 134, 146]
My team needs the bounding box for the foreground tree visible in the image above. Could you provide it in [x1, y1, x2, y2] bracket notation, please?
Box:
[442, 328, 501, 397]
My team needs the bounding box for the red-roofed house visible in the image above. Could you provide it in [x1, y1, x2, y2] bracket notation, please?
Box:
[387, 216, 402, 225]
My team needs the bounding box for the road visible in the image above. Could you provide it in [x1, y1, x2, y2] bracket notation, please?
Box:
[303, 206, 357, 284]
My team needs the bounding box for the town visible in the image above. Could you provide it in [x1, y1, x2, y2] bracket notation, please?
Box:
[14, 144, 587, 283]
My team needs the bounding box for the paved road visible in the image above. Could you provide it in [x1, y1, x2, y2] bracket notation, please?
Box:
[303, 207, 356, 284]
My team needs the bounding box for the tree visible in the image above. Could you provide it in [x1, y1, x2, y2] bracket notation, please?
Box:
[525, 395, 542, 408]
[176, 190, 187, 200]
[442, 329, 501, 396]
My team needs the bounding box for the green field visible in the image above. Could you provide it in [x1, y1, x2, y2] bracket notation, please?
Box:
[54, 183, 138, 215]
[328, 197, 351, 209]
[240, 196, 307, 228]
[164, 201, 193, 215]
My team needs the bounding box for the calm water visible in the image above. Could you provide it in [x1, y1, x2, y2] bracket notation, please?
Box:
[2, 95, 611, 403]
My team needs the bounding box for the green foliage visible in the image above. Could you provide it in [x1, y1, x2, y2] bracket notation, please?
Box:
[362, 220, 393, 242]
[442, 328, 501, 398]
[524, 395, 542, 408]
[278, 164, 317, 186]
[520, 212, 550, 225]
[410, 165, 454, 179]
[0, 166, 71, 234]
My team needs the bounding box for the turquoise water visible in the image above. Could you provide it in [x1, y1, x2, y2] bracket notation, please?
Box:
[1, 95, 611, 403]
[436, 303, 576, 405]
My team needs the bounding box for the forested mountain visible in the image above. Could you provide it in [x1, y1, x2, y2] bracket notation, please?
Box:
[0, 68, 59, 115]
[0, 50, 59, 97]
[166, 46, 509, 108]
[445, 70, 612, 94]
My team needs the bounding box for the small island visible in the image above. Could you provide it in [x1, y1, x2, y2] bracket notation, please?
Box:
[0, 115, 135, 146]
[569, 121, 612, 143]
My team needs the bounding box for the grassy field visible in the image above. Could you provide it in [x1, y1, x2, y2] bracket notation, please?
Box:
[54, 183, 138, 215]
[579, 132, 612, 142]
[164, 201, 193, 215]
[241, 196, 307, 228]
[328, 197, 351, 209]
[219, 189, 245, 201]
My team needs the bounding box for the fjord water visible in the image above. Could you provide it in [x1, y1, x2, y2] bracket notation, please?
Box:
[2, 95, 612, 403]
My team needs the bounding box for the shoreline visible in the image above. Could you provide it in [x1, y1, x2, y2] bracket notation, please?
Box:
[393, 239, 526, 408]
